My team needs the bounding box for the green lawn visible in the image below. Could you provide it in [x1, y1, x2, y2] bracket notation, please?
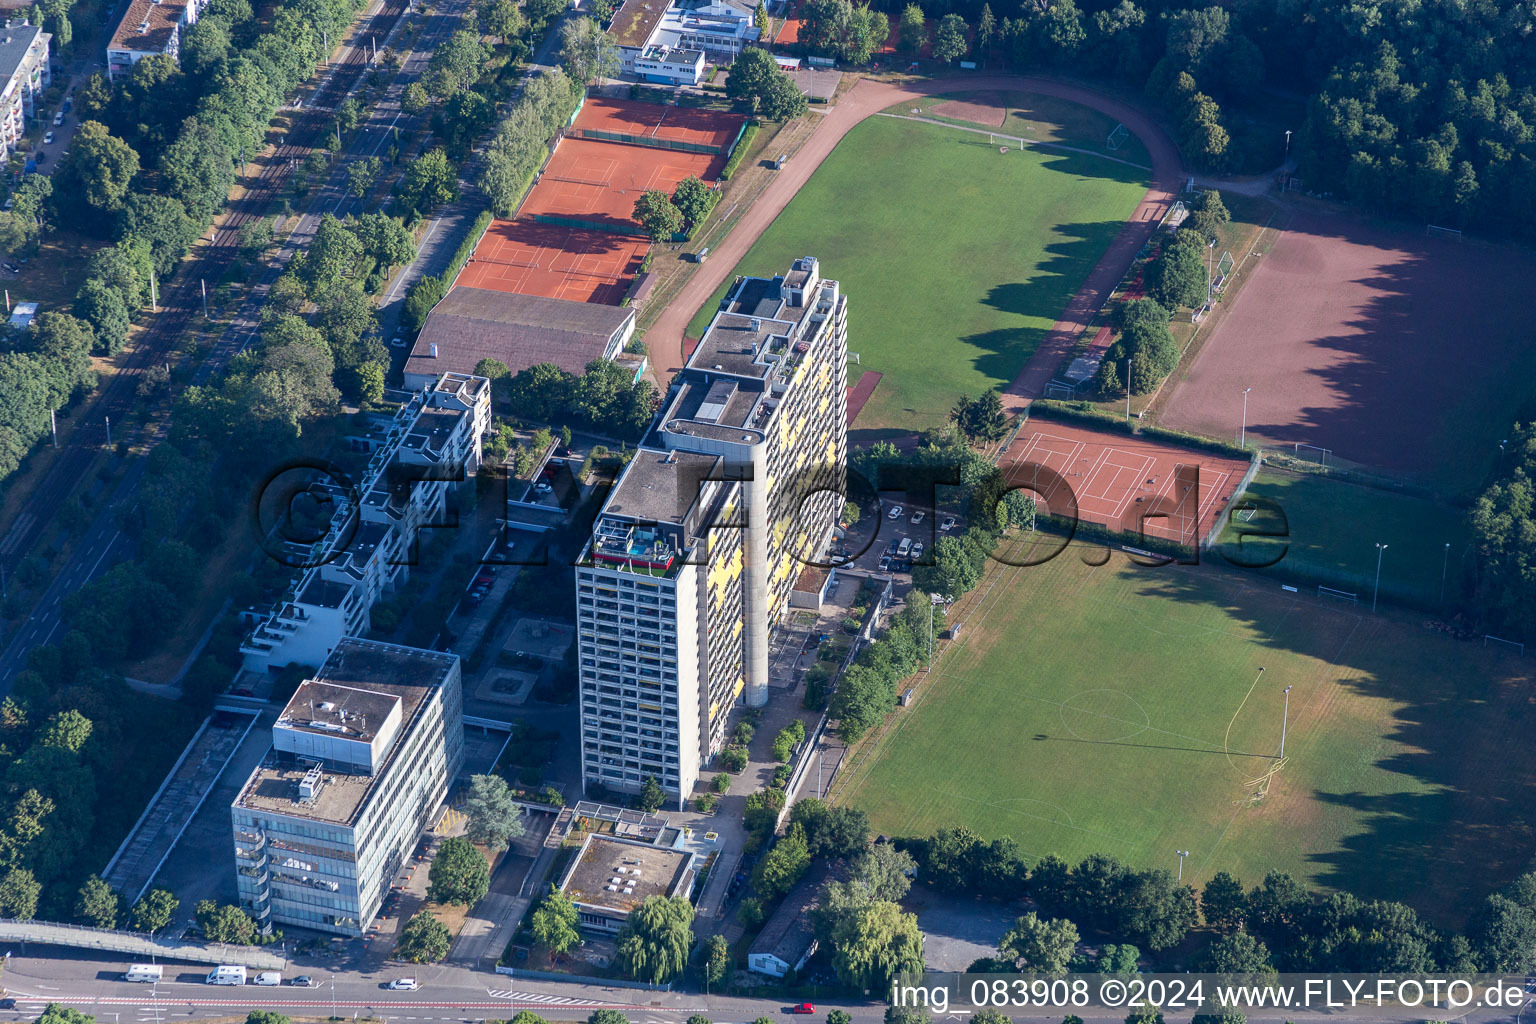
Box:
[1216, 466, 1475, 609]
[838, 550, 1536, 925]
[686, 111, 1149, 433]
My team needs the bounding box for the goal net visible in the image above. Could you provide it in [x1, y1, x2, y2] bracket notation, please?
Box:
[1426, 223, 1463, 241]
[989, 132, 1026, 150]
[1211, 250, 1235, 294]
[1106, 123, 1129, 150]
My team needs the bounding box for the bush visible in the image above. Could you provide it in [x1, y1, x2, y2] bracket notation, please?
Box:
[720, 745, 748, 773]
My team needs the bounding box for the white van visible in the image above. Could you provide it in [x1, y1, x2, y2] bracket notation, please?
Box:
[252, 971, 282, 986]
[896, 537, 912, 558]
[206, 965, 246, 986]
[124, 964, 162, 983]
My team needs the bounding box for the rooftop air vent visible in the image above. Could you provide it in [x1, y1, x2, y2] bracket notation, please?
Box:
[429, 343, 439, 358]
[317, 701, 336, 711]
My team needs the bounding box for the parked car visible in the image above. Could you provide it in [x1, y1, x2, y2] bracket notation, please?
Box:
[534, 481, 553, 495]
[878, 555, 892, 572]
[887, 505, 903, 520]
[43, 131, 53, 144]
[788, 1004, 816, 1015]
[388, 978, 418, 990]
[390, 335, 406, 347]
[51, 112, 62, 126]
[291, 976, 316, 987]
[910, 509, 925, 524]
[910, 541, 925, 560]
[940, 515, 957, 531]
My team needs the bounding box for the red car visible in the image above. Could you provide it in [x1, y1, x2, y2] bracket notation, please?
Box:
[788, 1004, 815, 1015]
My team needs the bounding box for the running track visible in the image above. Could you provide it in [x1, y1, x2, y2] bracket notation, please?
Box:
[644, 73, 1183, 414]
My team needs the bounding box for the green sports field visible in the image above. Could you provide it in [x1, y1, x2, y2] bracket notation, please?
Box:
[685, 109, 1149, 432]
[836, 550, 1536, 924]
[1217, 465, 1475, 608]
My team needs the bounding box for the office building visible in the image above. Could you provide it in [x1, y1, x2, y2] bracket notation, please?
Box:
[556, 833, 695, 934]
[231, 639, 464, 936]
[240, 373, 491, 673]
[576, 257, 846, 805]
[609, 0, 760, 73]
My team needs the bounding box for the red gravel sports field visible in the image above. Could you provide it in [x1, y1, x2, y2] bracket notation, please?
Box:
[572, 97, 745, 153]
[521, 137, 724, 233]
[1001, 420, 1249, 545]
[1160, 209, 1536, 493]
[456, 219, 647, 305]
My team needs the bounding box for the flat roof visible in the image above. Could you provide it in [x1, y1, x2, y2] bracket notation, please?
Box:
[607, 0, 669, 48]
[603, 447, 722, 526]
[560, 834, 692, 916]
[0, 21, 44, 82]
[108, 0, 183, 53]
[408, 287, 633, 379]
[234, 640, 460, 827]
[279, 681, 398, 743]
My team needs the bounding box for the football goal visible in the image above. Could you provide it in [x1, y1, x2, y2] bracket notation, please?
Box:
[1426, 223, 1463, 241]
[1106, 123, 1129, 150]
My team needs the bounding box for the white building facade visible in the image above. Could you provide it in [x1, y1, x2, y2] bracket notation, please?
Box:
[0, 20, 49, 166]
[232, 640, 464, 936]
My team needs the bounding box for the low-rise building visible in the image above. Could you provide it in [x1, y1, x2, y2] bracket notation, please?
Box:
[609, 0, 759, 72]
[556, 833, 695, 933]
[231, 638, 465, 936]
[107, 0, 209, 78]
[7, 300, 37, 330]
[634, 44, 705, 85]
[0, 19, 48, 164]
[239, 374, 491, 673]
[747, 865, 830, 977]
[404, 288, 635, 390]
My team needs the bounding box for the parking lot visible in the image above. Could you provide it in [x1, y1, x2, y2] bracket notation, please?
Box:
[835, 499, 962, 577]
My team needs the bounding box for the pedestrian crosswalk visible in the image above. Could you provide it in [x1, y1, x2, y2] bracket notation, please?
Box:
[486, 989, 593, 1004]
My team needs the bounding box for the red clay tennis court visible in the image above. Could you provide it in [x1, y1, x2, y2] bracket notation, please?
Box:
[521, 138, 725, 233]
[1001, 420, 1250, 545]
[455, 219, 648, 305]
[572, 97, 746, 154]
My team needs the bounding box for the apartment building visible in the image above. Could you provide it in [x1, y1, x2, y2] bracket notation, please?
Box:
[232, 639, 464, 936]
[240, 373, 491, 673]
[576, 448, 744, 804]
[0, 19, 48, 165]
[576, 257, 846, 805]
[107, 0, 210, 78]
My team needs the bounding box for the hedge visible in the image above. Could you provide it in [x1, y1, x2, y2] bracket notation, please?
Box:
[445, 208, 493, 282]
[721, 122, 760, 180]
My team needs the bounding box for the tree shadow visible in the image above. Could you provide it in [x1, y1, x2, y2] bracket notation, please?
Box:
[1111, 560, 1536, 926]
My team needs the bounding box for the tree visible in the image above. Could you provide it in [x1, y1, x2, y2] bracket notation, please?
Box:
[999, 912, 1078, 974]
[462, 773, 526, 851]
[37, 1006, 95, 1024]
[560, 16, 620, 84]
[633, 190, 683, 240]
[615, 895, 694, 983]
[428, 835, 490, 905]
[75, 277, 132, 356]
[347, 155, 383, 198]
[952, 389, 1007, 442]
[1096, 943, 1139, 974]
[396, 910, 451, 962]
[1198, 931, 1273, 973]
[638, 774, 666, 812]
[759, 72, 809, 121]
[790, 798, 870, 858]
[194, 900, 256, 943]
[826, 898, 924, 989]
[425, 29, 489, 98]
[933, 13, 968, 62]
[898, 4, 927, 55]
[397, 148, 458, 216]
[530, 884, 581, 955]
[726, 46, 803, 118]
[671, 177, 717, 230]
[753, 824, 812, 900]
[1202, 871, 1247, 931]
[74, 874, 119, 928]
[850, 843, 916, 902]
[1187, 189, 1230, 239]
[56, 122, 141, 223]
[403, 274, 449, 333]
[828, 1014, 852, 1024]
[589, 1013, 630, 1024]
[1148, 239, 1208, 309]
[300, 214, 363, 293]
[702, 933, 730, 988]
[130, 888, 178, 934]
[484, 0, 525, 43]
[912, 535, 983, 599]
[0, 866, 39, 919]
[1001, 489, 1035, 531]
[976, 3, 995, 54]
[798, 0, 886, 64]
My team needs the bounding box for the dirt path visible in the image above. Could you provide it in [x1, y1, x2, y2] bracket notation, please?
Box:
[644, 74, 1184, 414]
